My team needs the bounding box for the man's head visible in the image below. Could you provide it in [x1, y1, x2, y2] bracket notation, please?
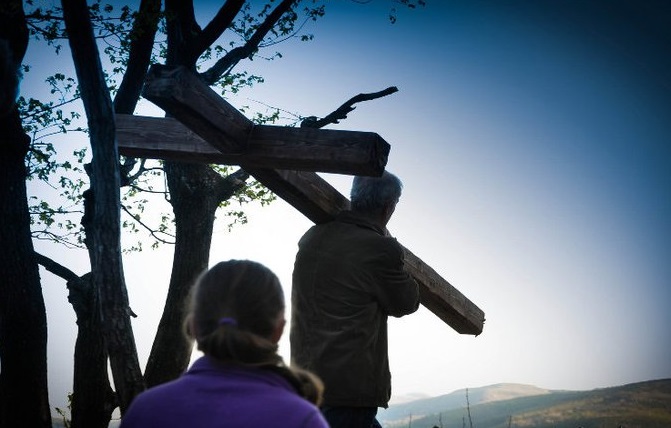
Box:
[350, 171, 403, 227]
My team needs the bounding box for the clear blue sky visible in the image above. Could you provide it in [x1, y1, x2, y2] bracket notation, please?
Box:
[30, 0, 670, 412]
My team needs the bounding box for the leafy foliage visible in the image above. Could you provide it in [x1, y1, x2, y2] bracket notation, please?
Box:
[21, 1, 323, 251]
[22, 0, 426, 250]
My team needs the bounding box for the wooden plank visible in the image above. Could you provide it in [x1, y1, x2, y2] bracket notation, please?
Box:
[116, 114, 228, 164]
[116, 114, 389, 176]
[142, 64, 251, 154]
[402, 246, 485, 335]
[247, 126, 388, 175]
[246, 168, 350, 225]
[139, 65, 389, 176]
[138, 65, 485, 335]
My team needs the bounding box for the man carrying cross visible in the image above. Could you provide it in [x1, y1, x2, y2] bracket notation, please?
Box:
[290, 171, 420, 428]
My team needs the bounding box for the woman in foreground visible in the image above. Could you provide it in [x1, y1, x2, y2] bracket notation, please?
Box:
[120, 260, 328, 428]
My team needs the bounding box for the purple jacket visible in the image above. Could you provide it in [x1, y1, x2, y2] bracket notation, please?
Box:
[120, 356, 328, 428]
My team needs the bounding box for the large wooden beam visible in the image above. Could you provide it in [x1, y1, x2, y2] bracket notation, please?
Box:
[403, 248, 485, 335]
[137, 65, 485, 335]
[142, 65, 251, 154]
[245, 168, 351, 225]
[116, 114, 388, 175]
[118, 130, 484, 332]
[138, 65, 389, 176]
[248, 170, 485, 335]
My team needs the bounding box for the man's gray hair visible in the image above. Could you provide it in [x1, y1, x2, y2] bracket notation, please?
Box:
[350, 171, 403, 214]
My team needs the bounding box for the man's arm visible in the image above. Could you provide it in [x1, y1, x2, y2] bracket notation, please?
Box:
[372, 238, 420, 317]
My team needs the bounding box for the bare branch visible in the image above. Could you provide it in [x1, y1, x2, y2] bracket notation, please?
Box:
[191, 0, 245, 62]
[32, 230, 85, 249]
[301, 86, 399, 128]
[113, 0, 161, 115]
[128, 182, 168, 195]
[200, 0, 297, 85]
[120, 157, 156, 187]
[216, 167, 249, 202]
[121, 204, 175, 244]
[34, 251, 80, 282]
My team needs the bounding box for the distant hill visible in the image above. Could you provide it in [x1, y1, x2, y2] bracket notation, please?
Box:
[379, 378, 671, 428]
[379, 383, 551, 423]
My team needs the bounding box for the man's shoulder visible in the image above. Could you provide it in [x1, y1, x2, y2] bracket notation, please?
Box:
[304, 219, 388, 242]
[305, 223, 402, 260]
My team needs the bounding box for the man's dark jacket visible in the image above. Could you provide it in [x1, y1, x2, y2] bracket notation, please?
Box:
[290, 210, 420, 408]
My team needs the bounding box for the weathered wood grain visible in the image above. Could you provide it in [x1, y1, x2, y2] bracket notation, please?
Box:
[402, 246, 485, 335]
[116, 114, 389, 175]
[138, 64, 389, 176]
[142, 64, 251, 154]
[245, 168, 351, 225]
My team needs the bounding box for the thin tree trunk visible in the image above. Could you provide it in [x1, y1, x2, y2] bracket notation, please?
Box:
[142, 0, 297, 387]
[69, 273, 117, 428]
[62, 0, 144, 417]
[0, 108, 51, 428]
[143, 162, 221, 386]
[33, 252, 118, 427]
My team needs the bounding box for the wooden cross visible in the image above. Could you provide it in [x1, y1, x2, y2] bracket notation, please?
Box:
[117, 65, 485, 335]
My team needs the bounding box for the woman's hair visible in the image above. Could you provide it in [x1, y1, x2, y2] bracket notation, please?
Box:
[184, 260, 284, 365]
[350, 171, 403, 214]
[184, 259, 323, 405]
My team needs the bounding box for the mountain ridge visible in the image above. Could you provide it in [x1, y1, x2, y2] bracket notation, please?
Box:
[379, 378, 671, 427]
[380, 382, 551, 423]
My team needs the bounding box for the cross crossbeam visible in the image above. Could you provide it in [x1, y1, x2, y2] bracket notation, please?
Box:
[117, 65, 485, 335]
[128, 65, 389, 176]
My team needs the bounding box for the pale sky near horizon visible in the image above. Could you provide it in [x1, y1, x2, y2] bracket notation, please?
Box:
[23, 0, 670, 414]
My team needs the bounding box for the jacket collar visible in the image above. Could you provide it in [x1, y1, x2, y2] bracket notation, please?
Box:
[335, 210, 385, 236]
[188, 356, 297, 392]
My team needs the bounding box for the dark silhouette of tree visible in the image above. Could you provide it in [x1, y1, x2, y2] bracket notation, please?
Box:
[143, 0, 307, 389]
[61, 0, 145, 423]
[4, 1, 423, 425]
[0, 1, 51, 426]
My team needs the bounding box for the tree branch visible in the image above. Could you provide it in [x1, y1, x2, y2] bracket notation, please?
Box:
[164, 0, 199, 67]
[216, 167, 249, 202]
[34, 251, 79, 282]
[121, 204, 176, 244]
[200, 0, 297, 85]
[114, 0, 161, 189]
[301, 86, 399, 128]
[190, 0, 245, 63]
[120, 157, 153, 187]
[113, 0, 161, 115]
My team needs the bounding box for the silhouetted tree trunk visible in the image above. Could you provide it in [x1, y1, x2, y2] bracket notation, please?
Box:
[144, 163, 249, 386]
[142, 0, 297, 387]
[34, 249, 119, 428]
[61, 0, 144, 421]
[57, 1, 160, 423]
[0, 2, 51, 426]
[69, 271, 117, 427]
